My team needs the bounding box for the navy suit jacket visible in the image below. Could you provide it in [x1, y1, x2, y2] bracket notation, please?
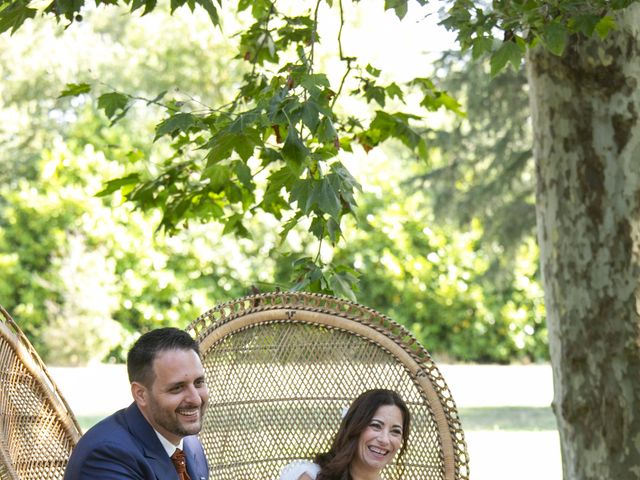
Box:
[64, 403, 209, 480]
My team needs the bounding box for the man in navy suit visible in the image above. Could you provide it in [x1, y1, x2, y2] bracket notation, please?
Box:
[64, 328, 209, 479]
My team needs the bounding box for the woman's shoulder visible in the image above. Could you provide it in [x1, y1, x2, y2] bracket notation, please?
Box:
[279, 459, 321, 480]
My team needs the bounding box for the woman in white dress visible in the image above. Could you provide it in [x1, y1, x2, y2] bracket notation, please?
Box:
[279, 389, 411, 480]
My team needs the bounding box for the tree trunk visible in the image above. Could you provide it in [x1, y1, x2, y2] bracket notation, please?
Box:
[527, 5, 640, 479]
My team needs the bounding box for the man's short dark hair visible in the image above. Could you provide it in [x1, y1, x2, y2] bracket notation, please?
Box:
[127, 327, 200, 386]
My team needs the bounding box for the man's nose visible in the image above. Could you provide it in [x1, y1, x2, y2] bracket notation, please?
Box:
[184, 384, 202, 404]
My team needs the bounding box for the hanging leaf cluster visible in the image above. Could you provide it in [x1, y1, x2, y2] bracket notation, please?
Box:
[441, 0, 636, 74]
[44, 0, 461, 298]
[2, 0, 636, 298]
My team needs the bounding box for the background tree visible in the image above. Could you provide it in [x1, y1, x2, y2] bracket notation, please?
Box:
[440, 2, 640, 477]
[407, 51, 543, 360]
[417, 51, 534, 260]
[527, 9, 640, 478]
[0, 4, 545, 364]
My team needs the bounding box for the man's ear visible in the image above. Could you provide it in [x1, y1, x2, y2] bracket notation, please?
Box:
[131, 381, 148, 407]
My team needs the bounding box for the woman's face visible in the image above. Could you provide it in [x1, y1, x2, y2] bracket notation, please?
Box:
[352, 404, 404, 473]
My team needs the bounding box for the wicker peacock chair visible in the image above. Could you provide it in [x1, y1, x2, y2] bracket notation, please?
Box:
[187, 292, 469, 480]
[0, 305, 82, 480]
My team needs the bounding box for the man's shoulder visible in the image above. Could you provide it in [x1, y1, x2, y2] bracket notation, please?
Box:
[63, 407, 145, 479]
[74, 405, 140, 450]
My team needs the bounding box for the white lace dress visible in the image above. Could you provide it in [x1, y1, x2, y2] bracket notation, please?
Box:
[279, 460, 321, 480]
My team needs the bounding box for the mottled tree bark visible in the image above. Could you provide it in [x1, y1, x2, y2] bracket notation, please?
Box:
[527, 5, 640, 479]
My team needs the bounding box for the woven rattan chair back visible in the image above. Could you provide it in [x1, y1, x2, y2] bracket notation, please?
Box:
[187, 292, 469, 480]
[0, 305, 81, 480]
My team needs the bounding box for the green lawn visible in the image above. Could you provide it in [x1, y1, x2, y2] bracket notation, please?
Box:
[78, 406, 557, 433]
[459, 406, 556, 431]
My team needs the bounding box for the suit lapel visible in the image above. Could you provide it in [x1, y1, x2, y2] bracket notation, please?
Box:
[124, 403, 178, 480]
[184, 436, 208, 480]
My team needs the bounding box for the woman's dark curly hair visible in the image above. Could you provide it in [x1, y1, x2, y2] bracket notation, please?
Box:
[315, 389, 410, 480]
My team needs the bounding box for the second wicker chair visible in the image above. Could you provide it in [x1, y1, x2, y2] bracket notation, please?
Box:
[187, 292, 469, 480]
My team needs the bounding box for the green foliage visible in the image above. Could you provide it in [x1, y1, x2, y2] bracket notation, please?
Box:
[58, 82, 92, 98]
[41, 234, 128, 365]
[441, 0, 637, 72]
[2, 0, 631, 297]
[330, 178, 546, 363]
[97, 92, 130, 123]
[0, 1, 37, 34]
[272, 171, 543, 363]
[405, 55, 540, 359]
[3, 0, 629, 363]
[0, 9, 273, 363]
[0, 0, 222, 33]
[44, 0, 469, 296]
[541, 21, 569, 56]
[490, 39, 525, 75]
[410, 77, 464, 115]
[412, 50, 535, 258]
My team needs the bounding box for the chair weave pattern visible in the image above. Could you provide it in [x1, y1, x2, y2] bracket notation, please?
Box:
[0, 306, 81, 480]
[187, 292, 469, 480]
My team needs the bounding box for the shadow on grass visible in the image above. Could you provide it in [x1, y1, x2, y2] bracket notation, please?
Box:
[79, 407, 557, 434]
[459, 406, 557, 431]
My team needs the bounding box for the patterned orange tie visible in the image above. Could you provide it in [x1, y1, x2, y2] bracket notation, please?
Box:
[170, 448, 192, 480]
